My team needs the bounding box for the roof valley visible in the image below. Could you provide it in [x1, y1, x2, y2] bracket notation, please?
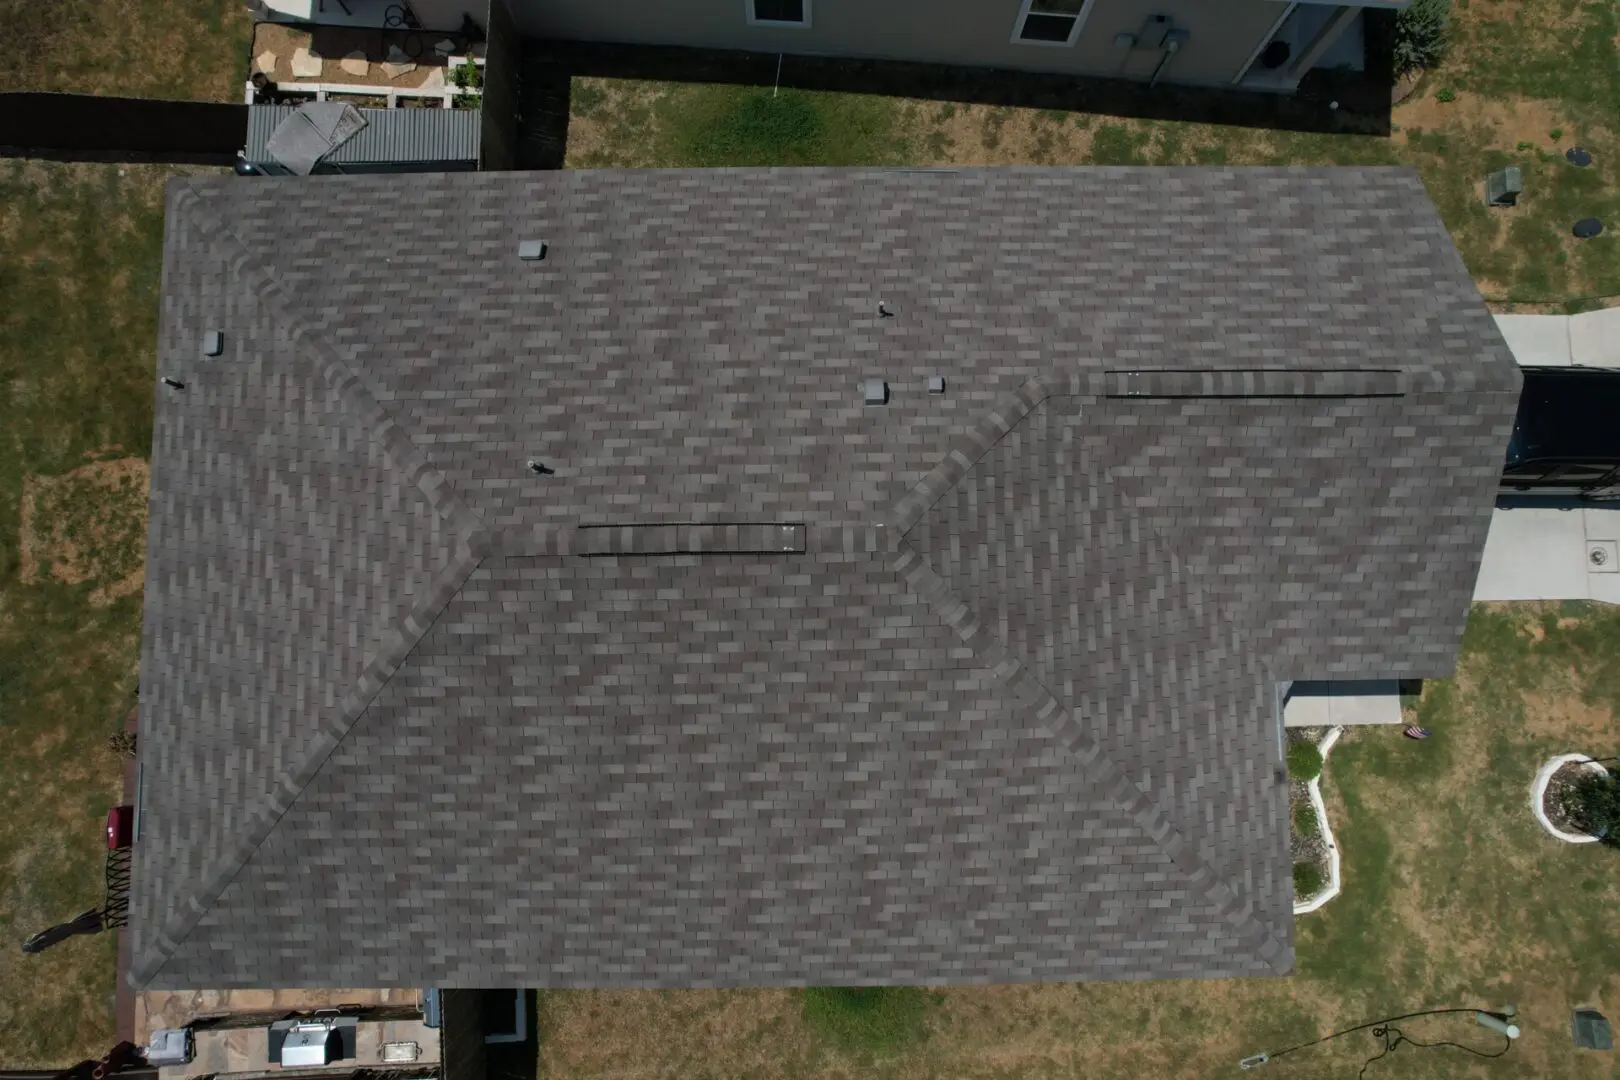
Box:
[889, 533, 1289, 967]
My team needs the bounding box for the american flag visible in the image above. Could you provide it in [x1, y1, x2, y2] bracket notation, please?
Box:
[1404, 725, 1432, 739]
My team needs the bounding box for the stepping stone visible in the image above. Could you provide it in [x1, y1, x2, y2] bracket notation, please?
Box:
[290, 47, 322, 78]
[340, 51, 369, 76]
[434, 38, 458, 55]
[382, 44, 416, 78]
[253, 50, 277, 76]
[420, 67, 446, 89]
[1573, 217, 1604, 239]
[1567, 146, 1594, 168]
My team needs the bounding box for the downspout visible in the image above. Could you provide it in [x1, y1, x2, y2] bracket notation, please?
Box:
[1149, 32, 1187, 87]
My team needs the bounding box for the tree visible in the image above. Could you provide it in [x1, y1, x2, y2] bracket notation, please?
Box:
[1393, 0, 1451, 77]
[1564, 770, 1620, 847]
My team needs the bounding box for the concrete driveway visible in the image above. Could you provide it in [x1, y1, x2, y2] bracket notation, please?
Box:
[1475, 501, 1620, 602]
[1473, 313, 1620, 603]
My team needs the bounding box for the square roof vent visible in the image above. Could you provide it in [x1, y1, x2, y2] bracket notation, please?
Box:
[518, 240, 547, 261]
[864, 378, 889, 406]
[203, 330, 223, 357]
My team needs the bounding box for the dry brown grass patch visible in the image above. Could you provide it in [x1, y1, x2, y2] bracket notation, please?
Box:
[564, 80, 670, 167]
[19, 456, 149, 605]
[1395, 93, 1571, 153]
[1522, 692, 1614, 742]
[909, 105, 1102, 166]
[540, 988, 810, 1079]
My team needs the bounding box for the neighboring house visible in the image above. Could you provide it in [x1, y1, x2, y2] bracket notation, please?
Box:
[134, 988, 486, 1080]
[257, 0, 1395, 94]
[130, 167, 1517, 990]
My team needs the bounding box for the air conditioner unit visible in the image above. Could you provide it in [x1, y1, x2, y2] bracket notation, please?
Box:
[280, 1021, 338, 1068]
[146, 1028, 194, 1067]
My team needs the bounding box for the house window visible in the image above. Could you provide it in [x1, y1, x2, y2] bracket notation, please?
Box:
[747, 0, 810, 27]
[1011, 0, 1094, 46]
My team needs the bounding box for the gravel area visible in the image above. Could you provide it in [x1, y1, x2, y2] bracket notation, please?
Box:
[1289, 729, 1332, 892]
[1543, 760, 1598, 837]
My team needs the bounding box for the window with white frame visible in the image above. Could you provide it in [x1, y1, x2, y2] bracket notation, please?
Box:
[1011, 0, 1094, 45]
[747, 0, 811, 27]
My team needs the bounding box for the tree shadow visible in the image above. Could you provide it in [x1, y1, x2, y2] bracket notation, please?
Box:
[514, 11, 1394, 168]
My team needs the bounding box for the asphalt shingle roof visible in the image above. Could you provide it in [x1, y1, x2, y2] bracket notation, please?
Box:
[130, 167, 1519, 989]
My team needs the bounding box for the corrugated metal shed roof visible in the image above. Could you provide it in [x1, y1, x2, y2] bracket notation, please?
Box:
[245, 105, 480, 168]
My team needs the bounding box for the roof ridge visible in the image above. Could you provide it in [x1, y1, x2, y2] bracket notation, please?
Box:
[886, 380, 1292, 967]
[167, 181, 486, 538]
[129, 184, 492, 986]
[889, 539, 1289, 968]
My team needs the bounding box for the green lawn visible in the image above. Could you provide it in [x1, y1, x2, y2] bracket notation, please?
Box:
[538, 603, 1620, 1079]
[0, 0, 249, 1065]
[0, 157, 165, 1069]
[569, 0, 1620, 308]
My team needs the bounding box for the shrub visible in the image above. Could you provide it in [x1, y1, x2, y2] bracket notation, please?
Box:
[1393, 0, 1450, 77]
[802, 987, 931, 1053]
[451, 57, 482, 90]
[1287, 741, 1324, 782]
[1550, 127, 1564, 141]
[1435, 86, 1456, 103]
[1563, 771, 1620, 846]
[1294, 861, 1327, 898]
[1294, 801, 1321, 838]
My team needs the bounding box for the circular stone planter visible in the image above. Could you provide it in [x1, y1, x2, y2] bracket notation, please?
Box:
[1532, 754, 1609, 844]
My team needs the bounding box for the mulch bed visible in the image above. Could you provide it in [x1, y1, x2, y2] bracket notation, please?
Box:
[1290, 779, 1328, 864]
[1544, 761, 1599, 837]
[1288, 727, 1331, 896]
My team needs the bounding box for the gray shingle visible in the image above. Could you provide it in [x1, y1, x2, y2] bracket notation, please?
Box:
[130, 167, 1518, 990]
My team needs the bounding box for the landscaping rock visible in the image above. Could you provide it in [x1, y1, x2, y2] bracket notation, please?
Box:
[290, 47, 323, 78]
[382, 44, 417, 78]
[253, 50, 278, 76]
[340, 51, 370, 77]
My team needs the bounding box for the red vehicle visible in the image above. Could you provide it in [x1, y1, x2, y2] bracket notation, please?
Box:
[105, 806, 134, 850]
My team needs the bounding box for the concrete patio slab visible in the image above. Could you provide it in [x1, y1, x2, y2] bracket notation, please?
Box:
[1284, 681, 1404, 727]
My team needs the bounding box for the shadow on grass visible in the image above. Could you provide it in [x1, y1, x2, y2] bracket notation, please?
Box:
[523, 32, 1393, 142]
[516, 13, 1396, 169]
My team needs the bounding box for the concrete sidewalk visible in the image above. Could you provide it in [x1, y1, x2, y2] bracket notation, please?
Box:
[1283, 681, 1404, 727]
[1494, 309, 1620, 369]
[1475, 310, 1620, 603]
